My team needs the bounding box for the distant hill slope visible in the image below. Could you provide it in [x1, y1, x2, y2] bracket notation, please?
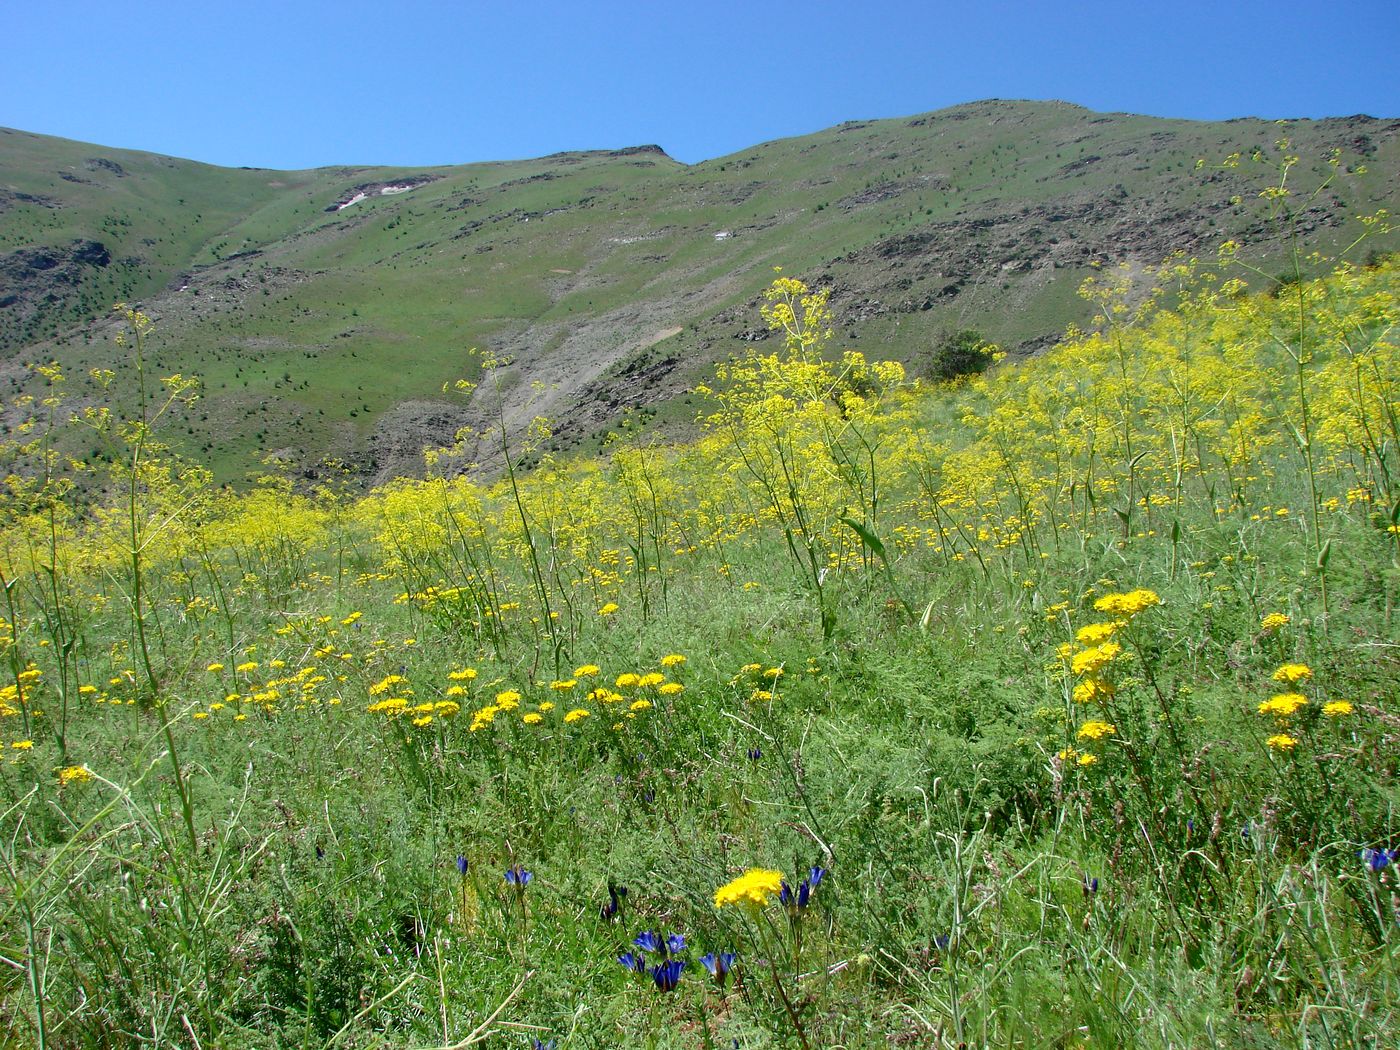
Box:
[2, 100, 1397, 485]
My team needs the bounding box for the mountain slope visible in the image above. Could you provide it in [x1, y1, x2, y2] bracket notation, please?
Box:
[2, 100, 1397, 484]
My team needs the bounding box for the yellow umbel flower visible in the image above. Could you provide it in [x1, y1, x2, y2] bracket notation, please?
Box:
[1258, 693, 1307, 718]
[1076, 720, 1116, 741]
[1266, 733, 1297, 751]
[1322, 700, 1353, 717]
[1071, 642, 1122, 677]
[1092, 589, 1161, 617]
[1271, 663, 1312, 684]
[1075, 621, 1124, 646]
[714, 868, 785, 910]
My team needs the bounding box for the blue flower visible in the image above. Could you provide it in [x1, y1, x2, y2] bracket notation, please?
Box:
[505, 865, 533, 886]
[650, 958, 684, 992]
[633, 930, 662, 954]
[456, 855, 469, 876]
[747, 746, 763, 761]
[617, 951, 646, 974]
[701, 951, 736, 986]
[531, 1040, 557, 1050]
[600, 882, 627, 921]
[932, 932, 951, 952]
[1083, 875, 1099, 897]
[782, 866, 826, 909]
[665, 932, 687, 955]
[1361, 847, 1396, 873]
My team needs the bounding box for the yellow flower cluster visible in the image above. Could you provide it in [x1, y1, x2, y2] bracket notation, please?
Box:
[1076, 720, 1116, 742]
[1258, 693, 1307, 718]
[1092, 589, 1161, 617]
[1271, 663, 1312, 684]
[1260, 612, 1290, 633]
[714, 867, 786, 910]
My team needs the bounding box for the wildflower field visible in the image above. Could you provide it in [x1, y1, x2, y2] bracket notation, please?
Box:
[2, 212, 1399, 1045]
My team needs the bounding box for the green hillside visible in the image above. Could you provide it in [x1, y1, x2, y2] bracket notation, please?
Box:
[3, 100, 1398, 484]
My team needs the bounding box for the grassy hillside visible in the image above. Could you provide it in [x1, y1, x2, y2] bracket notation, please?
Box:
[3, 101, 1398, 484]
[0, 244, 1396, 1046]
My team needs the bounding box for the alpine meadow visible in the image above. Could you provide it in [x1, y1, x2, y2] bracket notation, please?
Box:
[2, 103, 1400, 1049]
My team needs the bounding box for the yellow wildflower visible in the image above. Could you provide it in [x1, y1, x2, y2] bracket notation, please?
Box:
[1257, 693, 1307, 718]
[1071, 642, 1122, 677]
[660, 654, 686, 667]
[1266, 733, 1297, 751]
[1322, 700, 1353, 717]
[1076, 720, 1116, 741]
[1271, 663, 1312, 684]
[58, 765, 93, 786]
[1092, 589, 1161, 617]
[1075, 621, 1123, 646]
[1260, 612, 1290, 632]
[714, 868, 786, 910]
[564, 708, 590, 723]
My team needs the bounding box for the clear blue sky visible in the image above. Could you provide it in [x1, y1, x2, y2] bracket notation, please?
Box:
[6, 1, 1397, 169]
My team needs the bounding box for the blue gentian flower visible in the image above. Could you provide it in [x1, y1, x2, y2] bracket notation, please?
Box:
[505, 865, 533, 886]
[456, 855, 469, 876]
[531, 1040, 557, 1050]
[618, 951, 646, 973]
[1083, 875, 1099, 896]
[633, 930, 662, 953]
[650, 958, 684, 992]
[747, 746, 762, 761]
[600, 882, 627, 921]
[665, 932, 687, 955]
[1361, 847, 1396, 873]
[783, 866, 826, 909]
[701, 951, 736, 986]
[932, 933, 951, 951]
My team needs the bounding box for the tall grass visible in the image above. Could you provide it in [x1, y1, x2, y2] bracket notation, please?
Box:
[0, 242, 1396, 1046]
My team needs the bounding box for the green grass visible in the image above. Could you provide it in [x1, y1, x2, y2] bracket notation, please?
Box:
[1, 252, 1398, 1047]
[5, 102, 1397, 483]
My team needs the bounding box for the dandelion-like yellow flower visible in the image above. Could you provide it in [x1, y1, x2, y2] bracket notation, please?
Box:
[1257, 693, 1307, 718]
[1271, 663, 1312, 684]
[411, 715, 433, 727]
[1260, 612, 1290, 632]
[660, 654, 686, 667]
[58, 765, 93, 786]
[714, 868, 786, 910]
[1078, 753, 1098, 767]
[629, 699, 652, 712]
[637, 672, 665, 688]
[10, 740, 34, 750]
[522, 712, 543, 725]
[597, 603, 619, 616]
[206, 663, 225, 673]
[538, 701, 555, 712]
[550, 679, 577, 691]
[1076, 720, 1116, 741]
[564, 708, 590, 723]
[658, 682, 684, 696]
[1266, 733, 1297, 751]
[1322, 700, 1353, 717]
[574, 664, 600, 678]
[615, 673, 640, 688]
[448, 668, 478, 681]
[235, 661, 259, 674]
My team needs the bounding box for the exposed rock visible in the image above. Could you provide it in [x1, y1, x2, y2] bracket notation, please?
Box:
[84, 157, 126, 176]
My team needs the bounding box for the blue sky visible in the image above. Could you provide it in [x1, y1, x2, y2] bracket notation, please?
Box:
[6, 1, 1398, 169]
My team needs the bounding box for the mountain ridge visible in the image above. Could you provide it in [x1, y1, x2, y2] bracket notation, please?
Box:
[2, 100, 1397, 485]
